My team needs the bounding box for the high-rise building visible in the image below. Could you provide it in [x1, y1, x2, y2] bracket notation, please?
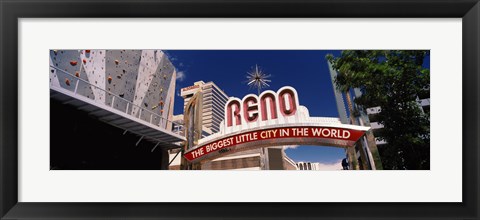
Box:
[328, 61, 381, 170]
[180, 81, 229, 134]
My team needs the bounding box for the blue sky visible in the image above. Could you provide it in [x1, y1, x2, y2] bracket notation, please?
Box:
[165, 50, 349, 164]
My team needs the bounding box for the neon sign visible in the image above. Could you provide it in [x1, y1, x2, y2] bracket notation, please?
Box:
[225, 86, 299, 127]
[181, 85, 199, 92]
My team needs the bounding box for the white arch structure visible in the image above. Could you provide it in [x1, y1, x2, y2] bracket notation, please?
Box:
[184, 86, 370, 163]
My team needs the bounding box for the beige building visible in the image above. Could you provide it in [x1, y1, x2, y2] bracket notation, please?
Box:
[180, 81, 228, 134]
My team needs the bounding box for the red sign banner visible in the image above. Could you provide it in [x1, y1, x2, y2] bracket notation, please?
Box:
[184, 126, 366, 162]
[181, 85, 199, 92]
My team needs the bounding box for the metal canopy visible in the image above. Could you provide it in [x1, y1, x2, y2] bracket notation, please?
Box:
[50, 87, 185, 149]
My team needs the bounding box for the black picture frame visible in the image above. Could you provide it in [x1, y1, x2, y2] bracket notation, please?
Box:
[1, 0, 479, 219]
